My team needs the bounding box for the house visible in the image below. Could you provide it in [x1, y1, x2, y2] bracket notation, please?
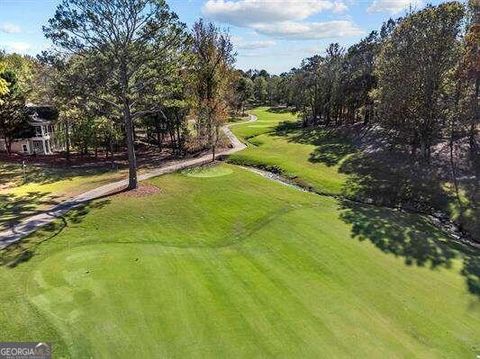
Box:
[0, 105, 59, 155]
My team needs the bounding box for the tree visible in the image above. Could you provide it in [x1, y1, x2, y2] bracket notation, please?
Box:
[461, 0, 480, 157]
[374, 2, 465, 160]
[0, 69, 31, 154]
[234, 75, 254, 115]
[293, 44, 346, 127]
[0, 57, 9, 97]
[266, 76, 281, 106]
[342, 31, 379, 124]
[254, 76, 268, 104]
[2, 54, 36, 94]
[191, 19, 235, 161]
[44, 0, 188, 189]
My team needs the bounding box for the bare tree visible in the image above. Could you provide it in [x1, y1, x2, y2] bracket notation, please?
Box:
[191, 20, 235, 161]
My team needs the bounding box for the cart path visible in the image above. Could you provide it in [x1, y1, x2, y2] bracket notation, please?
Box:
[0, 114, 256, 247]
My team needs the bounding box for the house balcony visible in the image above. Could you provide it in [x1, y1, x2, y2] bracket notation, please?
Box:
[32, 133, 51, 140]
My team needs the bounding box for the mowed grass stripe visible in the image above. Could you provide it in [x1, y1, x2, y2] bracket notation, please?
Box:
[0, 164, 477, 357]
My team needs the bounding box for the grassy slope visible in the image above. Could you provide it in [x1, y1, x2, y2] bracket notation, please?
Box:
[1, 164, 479, 358]
[228, 107, 349, 194]
[0, 162, 125, 229]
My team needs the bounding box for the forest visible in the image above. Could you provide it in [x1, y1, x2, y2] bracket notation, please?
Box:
[0, 0, 479, 240]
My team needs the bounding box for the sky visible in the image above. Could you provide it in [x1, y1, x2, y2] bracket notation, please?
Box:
[0, 0, 444, 74]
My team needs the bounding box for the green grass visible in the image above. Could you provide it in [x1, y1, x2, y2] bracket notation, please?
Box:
[228, 107, 352, 194]
[0, 161, 125, 229]
[1, 164, 479, 358]
[2, 109, 480, 357]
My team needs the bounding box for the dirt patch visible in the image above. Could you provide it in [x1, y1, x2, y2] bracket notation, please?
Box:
[119, 183, 161, 198]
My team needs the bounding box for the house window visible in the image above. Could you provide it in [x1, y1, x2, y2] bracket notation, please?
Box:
[22, 144, 28, 153]
[35, 126, 42, 136]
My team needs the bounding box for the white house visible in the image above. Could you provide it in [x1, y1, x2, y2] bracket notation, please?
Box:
[0, 106, 59, 155]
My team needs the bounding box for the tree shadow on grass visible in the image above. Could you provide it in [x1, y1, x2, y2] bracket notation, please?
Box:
[340, 202, 457, 268]
[22, 166, 116, 186]
[463, 255, 480, 296]
[339, 200, 480, 299]
[339, 151, 452, 213]
[454, 167, 480, 242]
[273, 122, 357, 167]
[0, 199, 111, 268]
[0, 192, 63, 231]
[0, 161, 118, 188]
[0, 163, 26, 188]
[309, 143, 356, 167]
[266, 107, 297, 114]
[338, 150, 480, 299]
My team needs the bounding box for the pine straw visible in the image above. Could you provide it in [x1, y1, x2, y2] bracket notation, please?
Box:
[119, 183, 161, 198]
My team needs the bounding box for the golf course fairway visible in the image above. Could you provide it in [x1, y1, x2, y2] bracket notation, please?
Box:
[0, 164, 479, 358]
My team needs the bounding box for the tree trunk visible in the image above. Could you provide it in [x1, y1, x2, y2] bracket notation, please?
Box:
[65, 122, 70, 165]
[175, 122, 182, 153]
[420, 141, 429, 162]
[212, 124, 219, 161]
[155, 122, 163, 152]
[120, 57, 138, 190]
[470, 76, 480, 156]
[124, 106, 138, 190]
[450, 126, 463, 222]
[110, 138, 115, 169]
[5, 136, 11, 155]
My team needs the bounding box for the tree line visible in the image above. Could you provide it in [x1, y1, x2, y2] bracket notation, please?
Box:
[237, 1, 479, 167]
[1, 0, 238, 190]
[231, 1, 480, 238]
[1, 0, 479, 195]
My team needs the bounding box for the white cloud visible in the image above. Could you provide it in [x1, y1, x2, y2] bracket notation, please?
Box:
[252, 20, 363, 40]
[0, 23, 21, 34]
[203, 0, 361, 41]
[234, 39, 276, 49]
[367, 0, 422, 13]
[202, 0, 348, 26]
[3, 42, 32, 54]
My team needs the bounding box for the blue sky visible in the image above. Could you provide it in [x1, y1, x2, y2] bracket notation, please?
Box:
[0, 0, 443, 74]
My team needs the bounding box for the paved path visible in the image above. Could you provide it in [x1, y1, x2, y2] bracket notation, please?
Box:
[0, 114, 257, 247]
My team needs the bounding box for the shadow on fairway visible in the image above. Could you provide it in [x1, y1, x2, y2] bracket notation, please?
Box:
[0, 161, 117, 188]
[0, 192, 62, 231]
[267, 107, 296, 114]
[462, 255, 480, 296]
[339, 151, 452, 212]
[339, 200, 480, 299]
[337, 150, 480, 298]
[273, 122, 357, 167]
[0, 199, 111, 268]
[270, 114, 480, 298]
[339, 202, 457, 268]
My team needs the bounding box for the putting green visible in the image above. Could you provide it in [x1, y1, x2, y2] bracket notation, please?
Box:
[2, 164, 479, 358]
[183, 165, 234, 178]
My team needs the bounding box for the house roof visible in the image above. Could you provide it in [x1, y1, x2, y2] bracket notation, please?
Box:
[26, 105, 58, 123]
[29, 115, 51, 126]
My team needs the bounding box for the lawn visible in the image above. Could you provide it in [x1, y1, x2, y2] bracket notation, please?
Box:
[0, 161, 125, 229]
[228, 107, 353, 194]
[1, 164, 479, 358]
